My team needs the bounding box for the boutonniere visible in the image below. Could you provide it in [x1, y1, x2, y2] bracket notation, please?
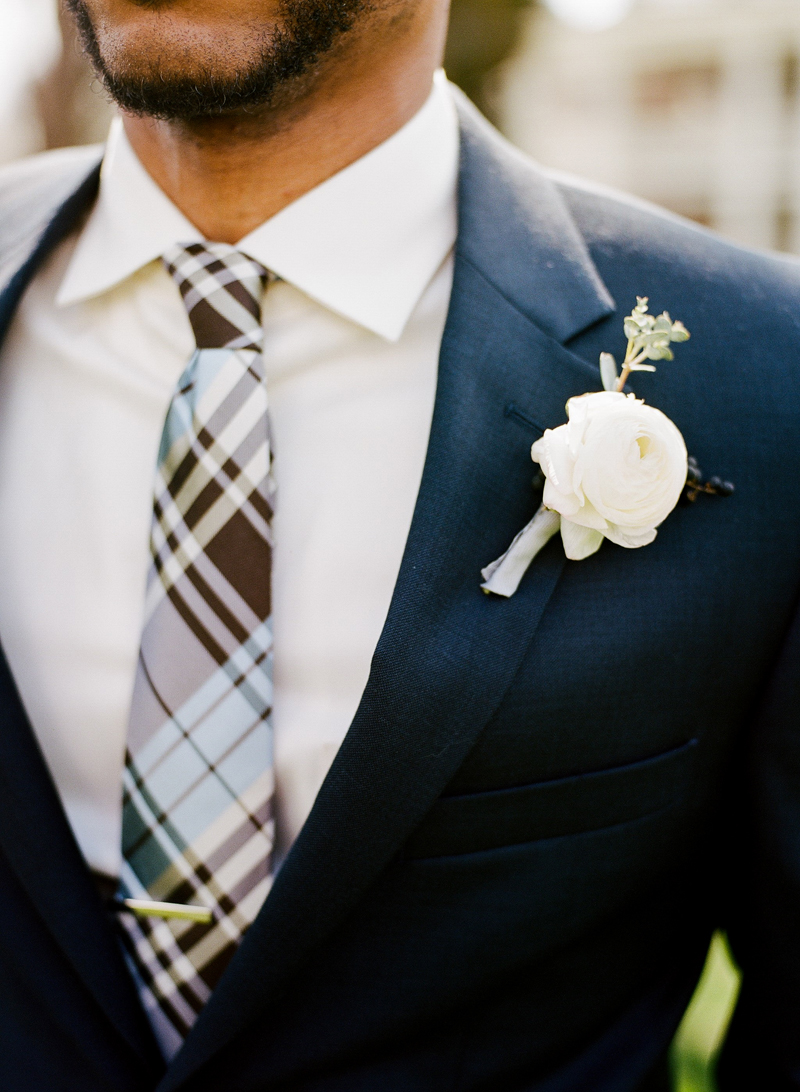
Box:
[482, 298, 732, 598]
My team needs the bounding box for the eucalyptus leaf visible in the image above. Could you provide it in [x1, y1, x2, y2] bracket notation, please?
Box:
[617, 296, 690, 383]
[643, 344, 674, 361]
[600, 352, 619, 391]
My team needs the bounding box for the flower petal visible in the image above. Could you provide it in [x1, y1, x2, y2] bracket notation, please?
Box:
[560, 519, 604, 561]
[542, 477, 582, 519]
[533, 426, 574, 493]
[603, 524, 658, 549]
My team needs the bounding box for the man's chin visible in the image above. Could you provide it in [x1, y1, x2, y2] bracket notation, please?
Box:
[66, 0, 370, 121]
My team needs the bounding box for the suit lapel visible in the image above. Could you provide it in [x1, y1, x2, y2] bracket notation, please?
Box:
[159, 98, 615, 1091]
[0, 160, 163, 1074]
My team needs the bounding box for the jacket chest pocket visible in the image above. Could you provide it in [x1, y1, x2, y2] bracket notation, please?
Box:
[403, 737, 699, 859]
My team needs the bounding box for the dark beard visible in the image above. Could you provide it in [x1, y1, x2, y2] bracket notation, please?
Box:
[65, 0, 369, 120]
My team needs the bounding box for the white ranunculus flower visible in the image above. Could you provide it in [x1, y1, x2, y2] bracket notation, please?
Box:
[531, 391, 688, 561]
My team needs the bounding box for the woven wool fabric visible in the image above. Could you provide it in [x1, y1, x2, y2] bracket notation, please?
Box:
[117, 243, 275, 1056]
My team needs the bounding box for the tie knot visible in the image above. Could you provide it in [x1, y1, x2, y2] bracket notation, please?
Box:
[163, 242, 269, 350]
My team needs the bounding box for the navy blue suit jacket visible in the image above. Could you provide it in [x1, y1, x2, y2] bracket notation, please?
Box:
[0, 95, 798, 1091]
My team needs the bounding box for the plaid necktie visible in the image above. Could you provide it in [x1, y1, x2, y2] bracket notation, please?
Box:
[117, 243, 275, 1055]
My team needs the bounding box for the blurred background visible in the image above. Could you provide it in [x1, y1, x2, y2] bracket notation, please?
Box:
[0, 0, 775, 1087]
[5, 0, 800, 255]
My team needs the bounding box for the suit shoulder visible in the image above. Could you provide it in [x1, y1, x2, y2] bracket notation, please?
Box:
[542, 171, 800, 404]
[0, 145, 102, 211]
[0, 146, 101, 246]
[552, 169, 800, 305]
[0, 145, 102, 280]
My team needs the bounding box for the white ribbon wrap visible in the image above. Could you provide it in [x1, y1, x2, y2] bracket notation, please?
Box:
[480, 506, 561, 598]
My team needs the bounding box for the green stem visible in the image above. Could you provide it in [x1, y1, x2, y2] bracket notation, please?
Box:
[615, 348, 649, 392]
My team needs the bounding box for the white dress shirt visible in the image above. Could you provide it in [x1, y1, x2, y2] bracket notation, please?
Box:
[0, 71, 458, 876]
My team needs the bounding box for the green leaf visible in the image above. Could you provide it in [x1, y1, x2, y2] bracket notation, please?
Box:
[619, 297, 690, 374]
[643, 344, 674, 361]
[600, 352, 619, 391]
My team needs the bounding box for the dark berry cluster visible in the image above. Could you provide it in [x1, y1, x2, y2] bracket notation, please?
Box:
[682, 456, 735, 503]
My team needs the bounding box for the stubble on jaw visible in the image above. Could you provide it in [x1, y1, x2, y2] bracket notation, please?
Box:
[64, 0, 379, 121]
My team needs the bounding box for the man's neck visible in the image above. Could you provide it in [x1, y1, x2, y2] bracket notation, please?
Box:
[122, 5, 447, 244]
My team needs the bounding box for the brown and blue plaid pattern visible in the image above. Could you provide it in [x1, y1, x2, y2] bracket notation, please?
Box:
[118, 243, 275, 1056]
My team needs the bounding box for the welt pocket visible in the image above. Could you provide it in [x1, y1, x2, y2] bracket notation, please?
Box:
[403, 738, 699, 859]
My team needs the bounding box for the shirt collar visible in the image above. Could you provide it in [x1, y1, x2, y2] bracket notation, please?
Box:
[57, 70, 459, 342]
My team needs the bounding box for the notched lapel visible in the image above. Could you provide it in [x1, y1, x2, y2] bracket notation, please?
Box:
[452, 88, 615, 343]
[162, 105, 616, 1091]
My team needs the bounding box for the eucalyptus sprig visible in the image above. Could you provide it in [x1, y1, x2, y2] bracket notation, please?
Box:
[600, 297, 690, 393]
